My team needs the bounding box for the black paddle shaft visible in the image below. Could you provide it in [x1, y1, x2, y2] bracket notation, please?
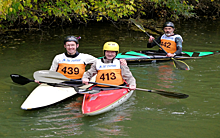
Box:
[69, 79, 188, 99]
[129, 18, 190, 70]
[10, 74, 80, 92]
[33, 70, 189, 99]
[145, 32, 168, 54]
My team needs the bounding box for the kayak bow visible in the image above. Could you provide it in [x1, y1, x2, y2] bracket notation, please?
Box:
[82, 86, 134, 116]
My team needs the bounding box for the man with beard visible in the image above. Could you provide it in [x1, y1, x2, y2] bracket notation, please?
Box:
[35, 36, 127, 85]
[147, 22, 183, 57]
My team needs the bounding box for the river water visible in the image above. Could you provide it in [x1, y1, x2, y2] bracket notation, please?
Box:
[0, 19, 220, 137]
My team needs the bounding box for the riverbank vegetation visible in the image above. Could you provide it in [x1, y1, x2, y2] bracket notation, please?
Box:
[0, 0, 219, 33]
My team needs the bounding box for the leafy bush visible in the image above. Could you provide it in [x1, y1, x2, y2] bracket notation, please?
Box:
[0, 0, 218, 29]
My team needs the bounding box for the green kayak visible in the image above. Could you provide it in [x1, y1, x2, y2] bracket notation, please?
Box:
[99, 50, 219, 64]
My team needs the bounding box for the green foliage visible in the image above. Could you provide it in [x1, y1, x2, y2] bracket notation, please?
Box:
[147, 0, 196, 19]
[0, 0, 136, 28]
[0, 0, 218, 29]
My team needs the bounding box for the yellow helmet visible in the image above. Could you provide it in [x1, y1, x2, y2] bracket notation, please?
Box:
[103, 42, 119, 53]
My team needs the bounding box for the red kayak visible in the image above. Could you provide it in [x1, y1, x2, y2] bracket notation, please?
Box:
[82, 86, 134, 116]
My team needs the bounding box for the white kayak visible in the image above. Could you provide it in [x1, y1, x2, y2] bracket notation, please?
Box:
[21, 84, 77, 110]
[21, 79, 95, 110]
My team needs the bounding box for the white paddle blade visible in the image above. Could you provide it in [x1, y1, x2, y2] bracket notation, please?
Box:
[34, 70, 69, 83]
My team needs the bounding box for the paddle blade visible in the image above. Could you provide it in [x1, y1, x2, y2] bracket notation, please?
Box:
[136, 88, 189, 99]
[172, 58, 190, 70]
[129, 18, 146, 33]
[34, 70, 69, 83]
[153, 90, 189, 99]
[10, 74, 33, 85]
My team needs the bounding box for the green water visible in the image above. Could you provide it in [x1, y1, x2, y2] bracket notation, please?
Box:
[0, 20, 220, 137]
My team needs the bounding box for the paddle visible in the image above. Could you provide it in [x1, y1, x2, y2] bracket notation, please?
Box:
[129, 18, 190, 70]
[10, 74, 100, 94]
[34, 70, 189, 99]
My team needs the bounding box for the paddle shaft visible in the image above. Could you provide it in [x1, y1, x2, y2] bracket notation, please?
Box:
[144, 31, 168, 54]
[74, 80, 136, 90]
[90, 82, 153, 92]
[130, 18, 167, 54]
[10, 74, 81, 92]
[69, 79, 188, 97]
[129, 18, 190, 70]
[33, 70, 189, 98]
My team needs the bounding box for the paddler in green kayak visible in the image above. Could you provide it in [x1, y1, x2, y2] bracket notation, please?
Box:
[147, 22, 183, 57]
[82, 42, 136, 90]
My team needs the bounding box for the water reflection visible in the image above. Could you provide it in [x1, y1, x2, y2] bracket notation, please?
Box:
[24, 93, 136, 137]
[82, 94, 136, 137]
[1, 19, 220, 138]
[157, 63, 176, 89]
[29, 96, 84, 137]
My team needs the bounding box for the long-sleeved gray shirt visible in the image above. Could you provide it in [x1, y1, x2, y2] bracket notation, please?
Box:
[82, 58, 136, 86]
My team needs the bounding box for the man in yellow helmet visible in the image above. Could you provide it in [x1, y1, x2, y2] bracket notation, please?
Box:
[82, 42, 136, 90]
[35, 37, 127, 85]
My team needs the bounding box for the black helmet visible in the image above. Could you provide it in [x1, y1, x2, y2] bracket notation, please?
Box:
[64, 36, 81, 44]
[163, 22, 175, 28]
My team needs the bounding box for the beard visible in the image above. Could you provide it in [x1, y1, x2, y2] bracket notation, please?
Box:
[165, 31, 174, 36]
